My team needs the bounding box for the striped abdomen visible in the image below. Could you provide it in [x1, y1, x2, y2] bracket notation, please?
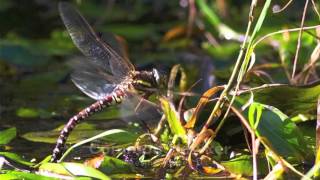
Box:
[50, 89, 125, 162]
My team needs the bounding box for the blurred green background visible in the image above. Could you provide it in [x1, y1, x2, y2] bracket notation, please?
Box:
[0, 0, 319, 163]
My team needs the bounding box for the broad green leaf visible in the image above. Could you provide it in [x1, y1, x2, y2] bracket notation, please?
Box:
[60, 129, 136, 162]
[63, 162, 110, 180]
[0, 127, 16, 145]
[160, 97, 186, 142]
[16, 108, 39, 118]
[0, 152, 34, 166]
[22, 123, 97, 144]
[38, 163, 72, 176]
[23, 120, 138, 144]
[238, 82, 320, 115]
[248, 102, 308, 160]
[39, 162, 110, 180]
[221, 155, 268, 176]
[0, 170, 56, 180]
[99, 156, 134, 174]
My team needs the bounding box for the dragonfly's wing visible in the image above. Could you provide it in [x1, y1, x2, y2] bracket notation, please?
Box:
[58, 2, 134, 79]
[100, 32, 131, 70]
[69, 57, 118, 100]
[120, 93, 162, 128]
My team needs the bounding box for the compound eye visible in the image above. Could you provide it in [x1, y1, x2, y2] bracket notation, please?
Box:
[152, 68, 160, 85]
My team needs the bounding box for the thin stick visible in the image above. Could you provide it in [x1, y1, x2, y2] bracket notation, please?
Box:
[272, 0, 293, 13]
[292, 0, 310, 80]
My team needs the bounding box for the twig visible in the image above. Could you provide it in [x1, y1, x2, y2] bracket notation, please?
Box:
[311, 0, 320, 19]
[292, 0, 310, 81]
[272, 0, 293, 13]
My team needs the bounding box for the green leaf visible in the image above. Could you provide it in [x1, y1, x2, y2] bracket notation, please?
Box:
[221, 155, 268, 176]
[16, 108, 39, 118]
[39, 162, 111, 180]
[22, 123, 97, 144]
[196, 0, 220, 27]
[63, 162, 110, 180]
[0, 152, 34, 166]
[0, 170, 56, 180]
[248, 102, 308, 160]
[196, 0, 242, 41]
[159, 97, 186, 143]
[251, 0, 272, 40]
[238, 83, 320, 115]
[60, 129, 136, 162]
[0, 127, 16, 145]
[39, 163, 72, 176]
[99, 156, 134, 174]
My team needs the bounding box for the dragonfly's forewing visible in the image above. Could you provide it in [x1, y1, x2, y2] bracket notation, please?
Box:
[58, 2, 134, 79]
[70, 57, 118, 100]
[100, 32, 131, 68]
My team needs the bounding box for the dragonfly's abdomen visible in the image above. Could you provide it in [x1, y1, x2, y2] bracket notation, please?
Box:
[51, 89, 125, 162]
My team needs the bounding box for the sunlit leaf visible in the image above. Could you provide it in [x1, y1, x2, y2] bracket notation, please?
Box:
[40, 162, 111, 179]
[188, 129, 215, 156]
[60, 129, 136, 162]
[201, 166, 222, 174]
[185, 86, 224, 128]
[238, 82, 320, 115]
[0, 170, 56, 180]
[160, 97, 186, 142]
[167, 64, 187, 100]
[162, 25, 187, 42]
[16, 108, 39, 118]
[264, 163, 285, 179]
[63, 162, 110, 179]
[0, 128, 16, 145]
[248, 102, 308, 160]
[39, 163, 72, 176]
[251, 0, 272, 40]
[98, 156, 134, 174]
[0, 152, 34, 166]
[221, 155, 268, 176]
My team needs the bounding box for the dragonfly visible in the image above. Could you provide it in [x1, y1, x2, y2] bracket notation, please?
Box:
[51, 2, 166, 163]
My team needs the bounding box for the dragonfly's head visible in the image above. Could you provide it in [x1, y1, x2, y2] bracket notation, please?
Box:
[152, 68, 167, 90]
[132, 69, 167, 94]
